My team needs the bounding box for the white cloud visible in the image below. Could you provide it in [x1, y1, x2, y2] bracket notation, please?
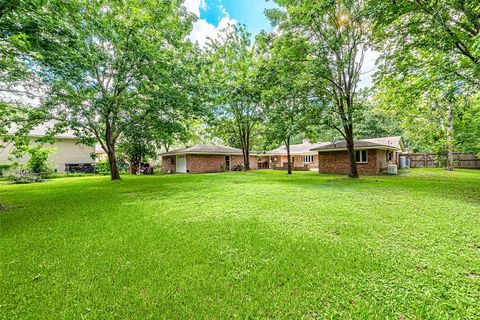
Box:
[189, 17, 236, 47]
[184, 0, 236, 47]
[183, 0, 207, 17]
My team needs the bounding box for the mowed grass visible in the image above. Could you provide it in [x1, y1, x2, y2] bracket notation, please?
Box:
[1, 169, 479, 319]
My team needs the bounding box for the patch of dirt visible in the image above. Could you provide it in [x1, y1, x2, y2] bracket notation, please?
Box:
[0, 204, 22, 212]
[139, 288, 148, 304]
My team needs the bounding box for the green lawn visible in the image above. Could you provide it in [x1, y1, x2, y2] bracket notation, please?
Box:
[1, 169, 479, 319]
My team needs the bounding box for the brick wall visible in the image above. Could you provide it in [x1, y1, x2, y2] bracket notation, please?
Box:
[250, 156, 259, 170]
[317, 149, 389, 175]
[231, 155, 258, 170]
[162, 156, 176, 173]
[187, 154, 226, 173]
[163, 154, 260, 174]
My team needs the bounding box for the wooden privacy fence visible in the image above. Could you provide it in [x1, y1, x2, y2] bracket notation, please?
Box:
[407, 153, 480, 169]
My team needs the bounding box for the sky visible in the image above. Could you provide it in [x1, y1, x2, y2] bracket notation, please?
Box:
[185, 0, 277, 46]
[184, 0, 377, 87]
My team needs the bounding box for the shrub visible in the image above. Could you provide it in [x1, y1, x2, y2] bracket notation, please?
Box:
[95, 160, 111, 174]
[0, 163, 14, 177]
[233, 163, 245, 171]
[27, 146, 54, 177]
[10, 172, 43, 184]
[96, 160, 129, 175]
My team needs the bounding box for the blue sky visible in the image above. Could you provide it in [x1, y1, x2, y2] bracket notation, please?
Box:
[185, 0, 376, 87]
[200, 0, 277, 36]
[186, 0, 277, 46]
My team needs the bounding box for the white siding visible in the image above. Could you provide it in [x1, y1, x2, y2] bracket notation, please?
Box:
[0, 138, 95, 173]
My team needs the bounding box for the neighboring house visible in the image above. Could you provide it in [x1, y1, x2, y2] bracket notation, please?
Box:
[310, 136, 404, 175]
[160, 144, 259, 174]
[265, 139, 330, 171]
[1, 125, 95, 173]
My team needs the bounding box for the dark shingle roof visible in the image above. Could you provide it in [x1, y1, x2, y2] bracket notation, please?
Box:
[159, 144, 252, 156]
[310, 136, 403, 152]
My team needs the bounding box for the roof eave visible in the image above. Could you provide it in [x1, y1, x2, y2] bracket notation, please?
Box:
[312, 146, 400, 152]
[160, 151, 257, 157]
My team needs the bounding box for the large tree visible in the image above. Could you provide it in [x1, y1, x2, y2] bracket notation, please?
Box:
[267, 0, 371, 178]
[257, 32, 315, 174]
[370, 0, 480, 170]
[5, 0, 198, 180]
[353, 89, 402, 139]
[208, 25, 262, 170]
[369, 0, 479, 87]
[375, 74, 463, 170]
[0, 1, 59, 150]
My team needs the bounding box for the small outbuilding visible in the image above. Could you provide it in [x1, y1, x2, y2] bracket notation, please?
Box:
[160, 144, 258, 174]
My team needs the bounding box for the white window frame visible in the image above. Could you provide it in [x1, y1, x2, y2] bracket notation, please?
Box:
[387, 151, 393, 161]
[355, 150, 368, 163]
[301, 155, 314, 163]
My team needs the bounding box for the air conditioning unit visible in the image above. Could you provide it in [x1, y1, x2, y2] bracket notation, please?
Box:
[387, 164, 398, 174]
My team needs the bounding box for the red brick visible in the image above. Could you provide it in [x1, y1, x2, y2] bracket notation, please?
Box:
[162, 154, 259, 174]
[317, 149, 397, 175]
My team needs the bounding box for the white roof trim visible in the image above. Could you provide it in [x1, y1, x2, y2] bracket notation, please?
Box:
[314, 146, 399, 152]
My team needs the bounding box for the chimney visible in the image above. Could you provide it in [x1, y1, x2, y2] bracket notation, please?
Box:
[302, 138, 309, 144]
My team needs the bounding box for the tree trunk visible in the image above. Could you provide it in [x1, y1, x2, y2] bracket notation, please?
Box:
[105, 121, 121, 180]
[244, 149, 250, 170]
[241, 133, 250, 171]
[345, 126, 359, 178]
[107, 149, 121, 180]
[445, 104, 454, 171]
[137, 154, 142, 175]
[286, 137, 292, 174]
[244, 132, 250, 170]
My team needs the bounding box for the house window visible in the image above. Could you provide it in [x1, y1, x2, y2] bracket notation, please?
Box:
[387, 151, 393, 161]
[355, 150, 368, 163]
[302, 155, 314, 163]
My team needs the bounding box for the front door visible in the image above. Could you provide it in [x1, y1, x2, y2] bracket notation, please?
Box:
[225, 156, 231, 171]
[176, 155, 187, 173]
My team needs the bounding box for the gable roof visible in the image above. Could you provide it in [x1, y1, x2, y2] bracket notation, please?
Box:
[266, 136, 404, 155]
[6, 121, 77, 140]
[310, 136, 404, 152]
[266, 141, 331, 155]
[159, 144, 255, 156]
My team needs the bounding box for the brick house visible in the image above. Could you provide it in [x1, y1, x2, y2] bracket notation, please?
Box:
[264, 136, 404, 174]
[265, 139, 330, 171]
[160, 144, 258, 174]
[310, 136, 404, 175]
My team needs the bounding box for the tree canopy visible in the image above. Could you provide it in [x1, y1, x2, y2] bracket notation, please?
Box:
[207, 25, 262, 170]
[3, 0, 203, 179]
